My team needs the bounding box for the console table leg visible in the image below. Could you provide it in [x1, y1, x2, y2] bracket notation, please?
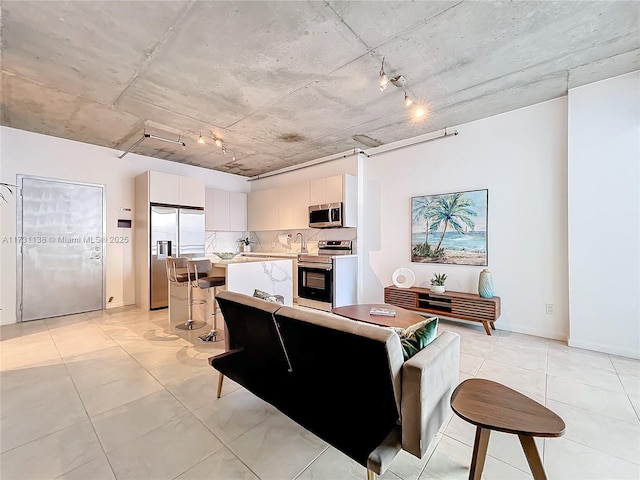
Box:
[469, 427, 490, 480]
[490, 321, 496, 330]
[481, 321, 491, 336]
[518, 434, 547, 480]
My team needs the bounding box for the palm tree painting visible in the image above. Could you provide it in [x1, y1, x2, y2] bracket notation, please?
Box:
[411, 189, 487, 265]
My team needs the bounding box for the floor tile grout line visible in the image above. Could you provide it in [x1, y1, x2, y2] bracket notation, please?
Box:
[41, 314, 120, 480]
[291, 444, 331, 480]
[439, 432, 535, 476]
[545, 396, 640, 426]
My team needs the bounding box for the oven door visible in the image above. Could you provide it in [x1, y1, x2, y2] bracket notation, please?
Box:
[298, 262, 333, 304]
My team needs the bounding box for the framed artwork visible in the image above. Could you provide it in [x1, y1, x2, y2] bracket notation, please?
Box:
[411, 189, 488, 266]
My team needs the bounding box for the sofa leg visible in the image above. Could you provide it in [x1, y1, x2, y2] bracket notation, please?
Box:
[366, 469, 376, 480]
[217, 373, 224, 399]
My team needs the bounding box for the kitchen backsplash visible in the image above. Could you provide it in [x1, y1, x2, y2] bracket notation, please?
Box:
[205, 228, 357, 255]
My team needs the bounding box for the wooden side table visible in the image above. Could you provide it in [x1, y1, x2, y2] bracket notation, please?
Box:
[450, 379, 565, 480]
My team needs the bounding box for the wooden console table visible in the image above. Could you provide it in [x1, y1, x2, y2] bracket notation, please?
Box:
[384, 285, 501, 335]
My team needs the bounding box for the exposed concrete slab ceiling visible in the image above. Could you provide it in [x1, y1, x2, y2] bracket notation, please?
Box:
[1, 1, 638, 177]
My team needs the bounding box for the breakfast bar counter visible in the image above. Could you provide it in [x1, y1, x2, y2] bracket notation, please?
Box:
[169, 256, 294, 326]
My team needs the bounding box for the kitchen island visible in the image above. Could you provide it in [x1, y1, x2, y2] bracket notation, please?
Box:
[169, 256, 294, 326]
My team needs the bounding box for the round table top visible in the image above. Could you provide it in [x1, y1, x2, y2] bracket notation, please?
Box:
[450, 379, 566, 437]
[331, 303, 427, 329]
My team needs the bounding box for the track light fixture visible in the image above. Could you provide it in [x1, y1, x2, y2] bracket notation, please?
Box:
[404, 92, 413, 107]
[198, 133, 205, 144]
[377, 56, 427, 121]
[214, 137, 222, 148]
[379, 57, 390, 92]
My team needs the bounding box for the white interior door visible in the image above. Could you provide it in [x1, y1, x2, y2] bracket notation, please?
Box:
[18, 176, 105, 321]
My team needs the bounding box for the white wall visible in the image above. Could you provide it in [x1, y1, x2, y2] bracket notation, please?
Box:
[567, 71, 640, 358]
[0, 126, 249, 324]
[361, 99, 570, 340]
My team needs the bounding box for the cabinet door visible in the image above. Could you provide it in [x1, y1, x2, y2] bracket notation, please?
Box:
[291, 182, 310, 229]
[178, 176, 205, 207]
[204, 189, 215, 230]
[229, 192, 247, 231]
[149, 171, 179, 205]
[248, 188, 279, 231]
[278, 186, 295, 230]
[211, 189, 230, 230]
[309, 177, 326, 205]
[325, 175, 343, 204]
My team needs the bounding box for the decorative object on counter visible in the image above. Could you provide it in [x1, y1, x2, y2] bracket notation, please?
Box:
[237, 235, 254, 252]
[430, 273, 447, 293]
[411, 189, 488, 266]
[212, 252, 238, 260]
[478, 268, 494, 298]
[252, 289, 284, 305]
[392, 268, 415, 289]
[0, 182, 18, 204]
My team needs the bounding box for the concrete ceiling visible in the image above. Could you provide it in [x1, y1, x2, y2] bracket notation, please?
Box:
[1, 1, 638, 177]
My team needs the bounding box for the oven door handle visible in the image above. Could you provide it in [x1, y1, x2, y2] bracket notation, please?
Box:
[298, 262, 333, 271]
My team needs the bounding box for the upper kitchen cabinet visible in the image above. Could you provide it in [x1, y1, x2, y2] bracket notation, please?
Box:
[178, 176, 205, 207]
[247, 188, 279, 231]
[309, 174, 357, 227]
[147, 171, 204, 207]
[278, 182, 309, 230]
[205, 188, 247, 231]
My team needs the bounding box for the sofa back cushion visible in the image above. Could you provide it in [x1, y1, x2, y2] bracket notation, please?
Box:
[215, 290, 289, 371]
[274, 306, 404, 466]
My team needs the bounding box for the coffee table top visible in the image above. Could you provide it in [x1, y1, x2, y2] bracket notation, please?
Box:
[331, 303, 427, 329]
[450, 379, 565, 437]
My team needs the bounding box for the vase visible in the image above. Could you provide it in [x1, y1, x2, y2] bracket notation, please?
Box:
[478, 269, 494, 298]
[430, 285, 446, 294]
[243, 244, 251, 252]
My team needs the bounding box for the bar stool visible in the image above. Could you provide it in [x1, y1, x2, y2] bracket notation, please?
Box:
[187, 259, 226, 342]
[166, 257, 207, 331]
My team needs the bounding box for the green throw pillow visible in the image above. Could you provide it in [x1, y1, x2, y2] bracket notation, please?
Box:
[394, 316, 439, 360]
[253, 289, 284, 305]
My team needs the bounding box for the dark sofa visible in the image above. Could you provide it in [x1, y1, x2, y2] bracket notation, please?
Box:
[209, 290, 460, 479]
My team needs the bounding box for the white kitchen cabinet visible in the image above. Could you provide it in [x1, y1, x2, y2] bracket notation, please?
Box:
[229, 191, 247, 231]
[179, 176, 205, 207]
[147, 171, 204, 207]
[309, 174, 357, 227]
[149, 171, 180, 205]
[205, 189, 247, 231]
[247, 188, 279, 231]
[278, 182, 309, 230]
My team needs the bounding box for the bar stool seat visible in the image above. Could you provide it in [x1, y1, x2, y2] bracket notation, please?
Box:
[198, 276, 226, 289]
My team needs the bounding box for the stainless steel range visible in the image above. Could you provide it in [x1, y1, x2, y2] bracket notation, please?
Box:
[297, 240, 357, 311]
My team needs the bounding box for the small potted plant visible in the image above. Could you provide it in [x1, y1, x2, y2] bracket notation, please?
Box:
[430, 273, 447, 293]
[237, 235, 254, 252]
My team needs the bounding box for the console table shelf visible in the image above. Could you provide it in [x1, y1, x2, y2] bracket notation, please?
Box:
[384, 285, 501, 335]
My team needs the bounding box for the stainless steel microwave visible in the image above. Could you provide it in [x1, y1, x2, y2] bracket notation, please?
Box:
[308, 203, 343, 228]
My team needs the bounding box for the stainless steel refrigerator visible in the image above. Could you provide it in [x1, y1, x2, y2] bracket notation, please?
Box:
[150, 205, 205, 309]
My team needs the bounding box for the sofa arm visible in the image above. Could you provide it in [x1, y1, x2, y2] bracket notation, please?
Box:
[401, 330, 460, 458]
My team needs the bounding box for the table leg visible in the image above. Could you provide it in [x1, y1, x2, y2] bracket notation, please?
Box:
[481, 321, 491, 335]
[490, 321, 496, 330]
[469, 427, 491, 480]
[518, 434, 547, 480]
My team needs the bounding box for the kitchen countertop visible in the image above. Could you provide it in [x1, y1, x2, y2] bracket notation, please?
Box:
[239, 252, 301, 258]
[201, 255, 294, 266]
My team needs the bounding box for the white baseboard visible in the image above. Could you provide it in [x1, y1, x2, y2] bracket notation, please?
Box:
[442, 317, 567, 341]
[106, 301, 125, 309]
[568, 338, 640, 359]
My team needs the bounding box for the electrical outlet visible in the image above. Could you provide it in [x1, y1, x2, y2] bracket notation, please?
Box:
[545, 304, 553, 315]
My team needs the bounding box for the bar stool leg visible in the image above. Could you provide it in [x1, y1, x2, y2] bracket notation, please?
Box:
[199, 286, 221, 342]
[176, 275, 207, 331]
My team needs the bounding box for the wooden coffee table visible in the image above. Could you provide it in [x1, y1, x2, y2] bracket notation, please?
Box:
[331, 303, 427, 329]
[450, 378, 565, 480]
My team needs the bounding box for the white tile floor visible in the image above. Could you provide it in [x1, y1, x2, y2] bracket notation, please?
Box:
[1, 306, 639, 480]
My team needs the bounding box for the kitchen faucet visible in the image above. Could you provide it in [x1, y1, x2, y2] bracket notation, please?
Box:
[294, 232, 307, 253]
